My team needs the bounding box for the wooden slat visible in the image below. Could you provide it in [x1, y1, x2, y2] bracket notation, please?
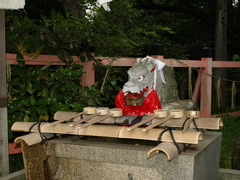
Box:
[161, 59, 205, 68]
[6, 54, 75, 65]
[8, 143, 22, 155]
[211, 111, 240, 118]
[98, 57, 136, 66]
[212, 61, 240, 68]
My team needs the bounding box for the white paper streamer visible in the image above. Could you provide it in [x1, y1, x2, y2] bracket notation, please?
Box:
[0, 0, 25, 10]
[142, 56, 166, 90]
[97, 0, 112, 11]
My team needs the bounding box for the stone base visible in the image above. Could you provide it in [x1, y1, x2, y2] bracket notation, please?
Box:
[21, 131, 221, 180]
[0, 170, 26, 180]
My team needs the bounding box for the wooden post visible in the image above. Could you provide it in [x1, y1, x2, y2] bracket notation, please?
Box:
[192, 72, 201, 108]
[200, 56, 212, 117]
[8, 143, 22, 155]
[81, 61, 94, 86]
[0, 10, 9, 176]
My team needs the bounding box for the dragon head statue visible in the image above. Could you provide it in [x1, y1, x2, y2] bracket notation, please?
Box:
[115, 56, 166, 115]
[123, 56, 165, 106]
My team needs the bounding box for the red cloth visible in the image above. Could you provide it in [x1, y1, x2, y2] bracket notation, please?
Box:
[115, 89, 162, 116]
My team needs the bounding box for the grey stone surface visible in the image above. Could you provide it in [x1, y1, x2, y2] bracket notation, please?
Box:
[3, 167, 240, 180]
[218, 168, 240, 180]
[21, 131, 221, 180]
[157, 66, 179, 103]
[0, 107, 9, 176]
[0, 169, 26, 180]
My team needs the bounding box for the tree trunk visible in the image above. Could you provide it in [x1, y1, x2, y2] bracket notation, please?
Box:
[214, 0, 227, 108]
[59, 0, 85, 18]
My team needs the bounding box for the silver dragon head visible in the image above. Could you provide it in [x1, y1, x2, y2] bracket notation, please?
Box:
[123, 56, 165, 106]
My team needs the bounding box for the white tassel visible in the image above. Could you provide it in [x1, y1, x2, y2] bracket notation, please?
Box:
[142, 56, 166, 89]
[97, 0, 112, 11]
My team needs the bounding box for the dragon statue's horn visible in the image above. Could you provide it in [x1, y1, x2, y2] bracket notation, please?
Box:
[135, 58, 142, 65]
[144, 59, 156, 72]
[142, 58, 149, 65]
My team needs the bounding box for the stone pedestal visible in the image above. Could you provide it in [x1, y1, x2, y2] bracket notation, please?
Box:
[22, 131, 221, 180]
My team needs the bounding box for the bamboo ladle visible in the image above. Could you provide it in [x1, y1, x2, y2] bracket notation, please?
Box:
[78, 108, 123, 129]
[127, 109, 168, 131]
[182, 111, 201, 132]
[48, 107, 96, 127]
[69, 107, 109, 126]
[142, 109, 185, 132]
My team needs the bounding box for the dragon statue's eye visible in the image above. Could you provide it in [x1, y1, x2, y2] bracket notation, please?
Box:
[136, 76, 145, 81]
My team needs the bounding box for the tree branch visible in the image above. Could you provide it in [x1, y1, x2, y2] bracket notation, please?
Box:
[133, 0, 215, 29]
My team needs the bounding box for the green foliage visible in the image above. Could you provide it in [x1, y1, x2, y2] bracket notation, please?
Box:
[9, 154, 24, 173]
[89, 0, 178, 57]
[6, 11, 94, 64]
[6, 0, 182, 59]
[6, 0, 240, 60]
[232, 54, 240, 61]
[94, 63, 128, 107]
[7, 64, 103, 140]
[216, 115, 240, 169]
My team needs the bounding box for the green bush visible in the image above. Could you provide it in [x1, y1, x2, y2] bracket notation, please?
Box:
[216, 115, 240, 169]
[9, 154, 24, 173]
[7, 64, 104, 141]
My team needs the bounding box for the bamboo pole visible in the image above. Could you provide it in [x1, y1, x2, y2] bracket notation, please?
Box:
[14, 133, 43, 146]
[11, 122, 202, 144]
[147, 142, 185, 161]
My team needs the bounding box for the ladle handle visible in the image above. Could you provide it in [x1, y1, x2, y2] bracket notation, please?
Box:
[127, 115, 157, 131]
[78, 114, 111, 129]
[69, 113, 100, 127]
[48, 111, 85, 126]
[142, 115, 174, 132]
[182, 117, 194, 132]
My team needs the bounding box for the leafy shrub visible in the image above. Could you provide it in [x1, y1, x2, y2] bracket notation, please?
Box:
[8, 64, 103, 140]
[217, 115, 240, 169]
[6, 11, 94, 64]
[94, 63, 128, 107]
